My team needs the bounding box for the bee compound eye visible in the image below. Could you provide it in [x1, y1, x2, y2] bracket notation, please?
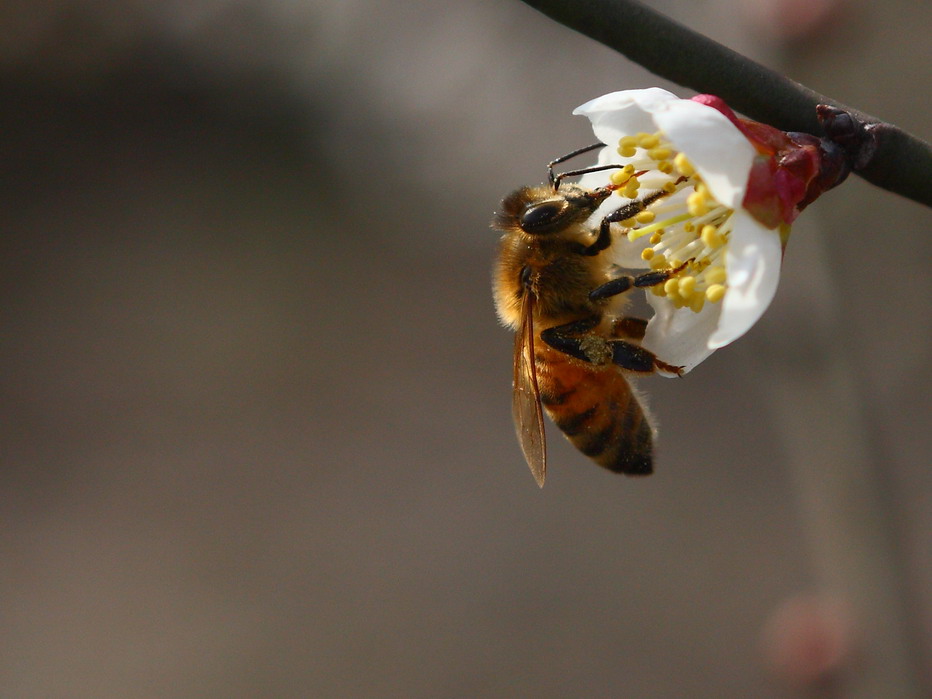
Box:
[520, 200, 568, 233]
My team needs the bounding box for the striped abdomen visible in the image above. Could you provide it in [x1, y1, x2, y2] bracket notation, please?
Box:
[535, 343, 654, 475]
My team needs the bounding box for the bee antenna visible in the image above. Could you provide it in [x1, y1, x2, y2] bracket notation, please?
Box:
[547, 143, 604, 189]
[552, 163, 629, 190]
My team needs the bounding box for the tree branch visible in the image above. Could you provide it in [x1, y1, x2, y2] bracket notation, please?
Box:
[519, 0, 932, 208]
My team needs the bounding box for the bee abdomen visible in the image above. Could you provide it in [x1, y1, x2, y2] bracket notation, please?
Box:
[541, 359, 654, 476]
[582, 405, 653, 476]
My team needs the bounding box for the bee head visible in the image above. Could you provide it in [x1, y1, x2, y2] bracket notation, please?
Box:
[493, 184, 611, 236]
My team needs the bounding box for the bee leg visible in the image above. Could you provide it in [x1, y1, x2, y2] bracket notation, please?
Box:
[578, 189, 679, 257]
[609, 339, 683, 376]
[542, 322, 683, 376]
[611, 317, 647, 340]
[589, 261, 690, 301]
[576, 217, 616, 256]
[540, 316, 601, 341]
[539, 315, 603, 363]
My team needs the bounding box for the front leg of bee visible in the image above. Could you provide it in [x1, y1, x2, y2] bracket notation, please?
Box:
[540, 317, 682, 375]
[576, 188, 677, 257]
[589, 261, 690, 301]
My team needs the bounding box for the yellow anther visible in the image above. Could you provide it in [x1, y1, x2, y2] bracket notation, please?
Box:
[641, 247, 655, 261]
[673, 152, 695, 176]
[619, 135, 638, 149]
[635, 210, 655, 224]
[658, 160, 674, 174]
[623, 183, 640, 199]
[621, 217, 637, 227]
[610, 170, 630, 186]
[618, 145, 637, 158]
[684, 222, 695, 233]
[705, 266, 727, 285]
[650, 256, 668, 271]
[650, 283, 666, 296]
[668, 257, 683, 269]
[700, 224, 722, 248]
[705, 284, 727, 303]
[662, 180, 677, 193]
[637, 133, 659, 149]
[621, 164, 635, 175]
[687, 191, 708, 217]
[663, 279, 680, 296]
[671, 295, 687, 309]
[678, 276, 696, 297]
[689, 293, 705, 313]
[649, 232, 663, 245]
[648, 147, 672, 161]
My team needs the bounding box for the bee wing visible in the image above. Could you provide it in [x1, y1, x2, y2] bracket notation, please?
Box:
[512, 292, 547, 487]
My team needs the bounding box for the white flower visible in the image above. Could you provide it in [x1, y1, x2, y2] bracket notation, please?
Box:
[573, 88, 784, 373]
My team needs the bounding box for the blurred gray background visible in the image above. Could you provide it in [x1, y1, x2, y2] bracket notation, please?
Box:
[1, 0, 929, 696]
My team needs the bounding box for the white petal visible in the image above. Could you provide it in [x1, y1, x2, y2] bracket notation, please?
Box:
[651, 100, 756, 208]
[609, 229, 652, 267]
[573, 88, 679, 150]
[708, 210, 782, 348]
[642, 298, 722, 374]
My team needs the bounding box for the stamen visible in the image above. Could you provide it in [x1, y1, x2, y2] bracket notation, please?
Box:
[678, 276, 696, 296]
[598, 134, 736, 316]
[627, 213, 692, 240]
[705, 284, 727, 303]
[674, 152, 695, 176]
[622, 178, 641, 199]
[700, 225, 725, 248]
[637, 133, 660, 149]
[609, 165, 636, 186]
[705, 266, 726, 285]
[691, 205, 731, 228]
[687, 191, 709, 217]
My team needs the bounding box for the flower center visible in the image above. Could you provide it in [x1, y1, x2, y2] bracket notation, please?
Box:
[609, 131, 733, 313]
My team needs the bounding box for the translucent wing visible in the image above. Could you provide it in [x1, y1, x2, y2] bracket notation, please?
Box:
[512, 291, 547, 487]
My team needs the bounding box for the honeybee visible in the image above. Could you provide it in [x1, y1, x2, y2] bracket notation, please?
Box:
[492, 145, 684, 487]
